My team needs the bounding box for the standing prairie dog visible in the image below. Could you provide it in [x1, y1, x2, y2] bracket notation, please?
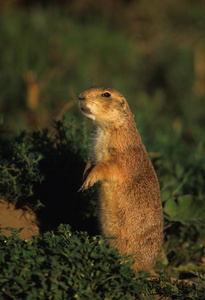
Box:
[78, 87, 163, 272]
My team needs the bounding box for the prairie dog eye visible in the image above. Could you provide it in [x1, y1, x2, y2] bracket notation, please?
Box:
[102, 92, 111, 98]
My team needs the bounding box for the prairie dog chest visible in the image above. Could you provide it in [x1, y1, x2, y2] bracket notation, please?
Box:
[91, 127, 111, 164]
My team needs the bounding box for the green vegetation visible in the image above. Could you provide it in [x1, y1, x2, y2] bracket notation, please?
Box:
[0, 1, 205, 298]
[0, 225, 139, 300]
[0, 224, 204, 300]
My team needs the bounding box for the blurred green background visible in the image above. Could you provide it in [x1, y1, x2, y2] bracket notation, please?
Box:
[1, 0, 204, 140]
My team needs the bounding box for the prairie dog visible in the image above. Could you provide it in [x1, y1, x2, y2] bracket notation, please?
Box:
[78, 87, 163, 272]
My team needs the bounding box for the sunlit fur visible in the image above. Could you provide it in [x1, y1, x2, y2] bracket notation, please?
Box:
[79, 87, 163, 272]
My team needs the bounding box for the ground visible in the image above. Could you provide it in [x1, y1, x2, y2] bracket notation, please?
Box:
[0, 199, 39, 239]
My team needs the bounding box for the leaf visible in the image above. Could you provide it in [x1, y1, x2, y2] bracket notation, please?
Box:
[164, 195, 205, 224]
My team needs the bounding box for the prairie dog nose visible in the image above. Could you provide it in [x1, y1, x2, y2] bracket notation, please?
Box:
[79, 93, 86, 101]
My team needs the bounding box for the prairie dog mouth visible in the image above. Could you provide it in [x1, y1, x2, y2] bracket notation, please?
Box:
[79, 101, 93, 116]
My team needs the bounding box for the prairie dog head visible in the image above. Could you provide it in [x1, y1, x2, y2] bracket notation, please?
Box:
[78, 87, 132, 128]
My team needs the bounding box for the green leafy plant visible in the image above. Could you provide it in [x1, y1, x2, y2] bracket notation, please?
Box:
[0, 136, 44, 209]
[0, 224, 140, 300]
[0, 224, 204, 300]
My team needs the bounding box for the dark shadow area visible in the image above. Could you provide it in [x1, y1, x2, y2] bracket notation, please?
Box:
[35, 149, 99, 236]
[29, 123, 100, 237]
[0, 120, 100, 237]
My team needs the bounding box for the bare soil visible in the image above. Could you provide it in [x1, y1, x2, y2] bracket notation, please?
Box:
[0, 199, 39, 239]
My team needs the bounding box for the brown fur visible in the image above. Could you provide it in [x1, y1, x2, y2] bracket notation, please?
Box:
[78, 87, 163, 272]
